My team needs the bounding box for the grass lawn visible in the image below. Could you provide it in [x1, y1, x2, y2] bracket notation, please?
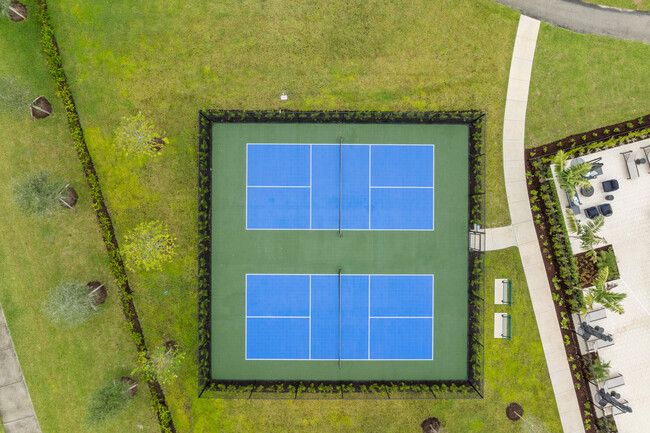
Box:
[526, 23, 650, 148]
[184, 248, 561, 432]
[582, 0, 650, 11]
[0, 12, 157, 433]
[46, 0, 518, 230]
[8, 0, 649, 430]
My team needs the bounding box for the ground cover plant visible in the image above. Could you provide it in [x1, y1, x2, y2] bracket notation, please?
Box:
[43, 281, 104, 326]
[0, 8, 158, 433]
[87, 378, 135, 425]
[526, 23, 650, 148]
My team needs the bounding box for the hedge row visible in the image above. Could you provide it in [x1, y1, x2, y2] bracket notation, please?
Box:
[36, 1, 174, 431]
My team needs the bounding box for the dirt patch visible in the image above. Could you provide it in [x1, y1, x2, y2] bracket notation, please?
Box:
[30, 96, 52, 119]
[420, 417, 441, 433]
[506, 402, 523, 421]
[60, 186, 78, 208]
[164, 340, 179, 353]
[150, 136, 166, 151]
[120, 376, 138, 397]
[8, 1, 27, 22]
[87, 281, 107, 306]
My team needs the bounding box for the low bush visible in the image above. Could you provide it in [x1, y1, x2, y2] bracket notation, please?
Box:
[86, 379, 132, 425]
[43, 281, 101, 326]
[12, 172, 65, 216]
[122, 221, 176, 272]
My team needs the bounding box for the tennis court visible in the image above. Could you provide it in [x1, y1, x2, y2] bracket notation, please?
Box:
[246, 144, 434, 230]
[208, 120, 470, 382]
[246, 274, 434, 360]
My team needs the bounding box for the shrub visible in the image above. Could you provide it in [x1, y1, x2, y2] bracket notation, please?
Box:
[134, 345, 185, 385]
[43, 281, 101, 326]
[87, 379, 132, 425]
[122, 221, 176, 271]
[0, 76, 31, 114]
[12, 172, 66, 216]
[114, 112, 167, 156]
[597, 248, 620, 280]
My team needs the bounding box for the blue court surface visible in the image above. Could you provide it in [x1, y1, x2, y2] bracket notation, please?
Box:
[245, 274, 434, 360]
[246, 144, 434, 230]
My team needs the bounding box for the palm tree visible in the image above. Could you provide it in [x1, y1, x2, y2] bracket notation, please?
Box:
[565, 211, 606, 262]
[582, 267, 627, 315]
[552, 150, 593, 195]
[591, 357, 612, 383]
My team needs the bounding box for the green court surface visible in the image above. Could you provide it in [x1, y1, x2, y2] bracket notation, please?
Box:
[211, 122, 469, 381]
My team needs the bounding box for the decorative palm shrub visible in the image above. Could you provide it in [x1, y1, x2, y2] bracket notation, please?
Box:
[122, 221, 176, 271]
[86, 379, 133, 425]
[12, 173, 70, 216]
[565, 211, 606, 262]
[114, 112, 167, 156]
[43, 281, 102, 326]
[581, 267, 627, 315]
[552, 150, 592, 196]
[0, 75, 32, 115]
[133, 345, 185, 385]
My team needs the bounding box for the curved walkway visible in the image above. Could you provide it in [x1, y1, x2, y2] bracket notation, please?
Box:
[501, 16, 585, 433]
[0, 304, 41, 433]
[493, 0, 650, 44]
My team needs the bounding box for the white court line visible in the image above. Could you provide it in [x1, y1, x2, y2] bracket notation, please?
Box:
[246, 316, 310, 319]
[432, 275, 435, 360]
[310, 144, 312, 230]
[371, 186, 433, 189]
[245, 358, 435, 361]
[244, 275, 247, 359]
[246, 273, 434, 276]
[368, 276, 371, 359]
[246, 143, 435, 231]
[369, 316, 433, 319]
[368, 144, 372, 230]
[246, 185, 310, 188]
[309, 275, 312, 359]
[432, 145, 435, 231]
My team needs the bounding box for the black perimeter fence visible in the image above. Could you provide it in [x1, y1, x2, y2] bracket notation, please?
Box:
[197, 110, 486, 399]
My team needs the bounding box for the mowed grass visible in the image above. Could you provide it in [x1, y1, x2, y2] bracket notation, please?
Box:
[3, 0, 569, 431]
[183, 248, 561, 433]
[526, 23, 650, 148]
[47, 0, 518, 231]
[0, 13, 157, 433]
[583, 0, 650, 11]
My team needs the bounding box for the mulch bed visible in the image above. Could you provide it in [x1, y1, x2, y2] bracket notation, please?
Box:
[575, 245, 617, 288]
[420, 417, 441, 433]
[527, 114, 650, 161]
[30, 96, 52, 119]
[526, 161, 610, 432]
[87, 281, 107, 307]
[506, 402, 523, 421]
[8, 1, 27, 22]
[120, 376, 138, 397]
[60, 186, 78, 208]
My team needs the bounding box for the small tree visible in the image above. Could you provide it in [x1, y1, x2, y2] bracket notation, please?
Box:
[0, 76, 31, 115]
[87, 379, 132, 425]
[114, 112, 167, 156]
[122, 221, 176, 271]
[43, 281, 102, 326]
[565, 211, 606, 262]
[591, 357, 612, 383]
[552, 150, 593, 196]
[582, 267, 627, 315]
[133, 345, 185, 385]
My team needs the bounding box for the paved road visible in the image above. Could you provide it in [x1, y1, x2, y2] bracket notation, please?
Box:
[493, 0, 650, 44]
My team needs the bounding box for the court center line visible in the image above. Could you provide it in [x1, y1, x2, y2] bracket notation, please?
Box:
[368, 276, 370, 359]
[368, 144, 371, 230]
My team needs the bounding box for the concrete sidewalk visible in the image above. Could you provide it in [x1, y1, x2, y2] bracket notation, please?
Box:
[493, 0, 650, 43]
[502, 15, 585, 433]
[0, 304, 41, 433]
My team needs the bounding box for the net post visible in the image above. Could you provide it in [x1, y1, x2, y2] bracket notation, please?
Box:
[338, 268, 342, 369]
